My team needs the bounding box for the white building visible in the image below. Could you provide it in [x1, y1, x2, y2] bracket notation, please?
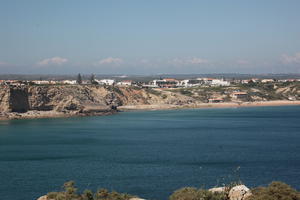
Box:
[211, 79, 230, 86]
[150, 79, 179, 88]
[117, 80, 132, 86]
[32, 80, 53, 85]
[241, 80, 250, 84]
[97, 79, 115, 85]
[178, 80, 190, 87]
[178, 79, 203, 87]
[62, 80, 77, 85]
[261, 79, 274, 83]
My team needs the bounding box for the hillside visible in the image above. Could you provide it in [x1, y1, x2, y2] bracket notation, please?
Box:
[0, 82, 299, 120]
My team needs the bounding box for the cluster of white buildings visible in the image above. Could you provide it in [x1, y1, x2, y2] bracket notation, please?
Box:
[92, 79, 132, 86]
[144, 78, 231, 88]
[1, 77, 300, 88]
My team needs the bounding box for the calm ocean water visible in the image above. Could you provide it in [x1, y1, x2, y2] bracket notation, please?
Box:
[0, 106, 300, 200]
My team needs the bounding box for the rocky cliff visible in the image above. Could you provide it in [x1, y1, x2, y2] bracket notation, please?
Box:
[0, 85, 194, 119]
[1, 84, 299, 120]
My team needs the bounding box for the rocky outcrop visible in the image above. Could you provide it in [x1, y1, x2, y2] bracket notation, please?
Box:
[0, 85, 196, 120]
[209, 185, 252, 200]
[0, 85, 118, 119]
[0, 86, 30, 113]
[228, 185, 252, 200]
[9, 87, 30, 112]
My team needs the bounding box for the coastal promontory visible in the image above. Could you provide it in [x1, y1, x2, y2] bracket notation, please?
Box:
[1, 82, 300, 120]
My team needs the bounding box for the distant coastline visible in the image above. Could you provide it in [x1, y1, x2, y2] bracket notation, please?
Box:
[1, 81, 299, 120]
[1, 100, 300, 121]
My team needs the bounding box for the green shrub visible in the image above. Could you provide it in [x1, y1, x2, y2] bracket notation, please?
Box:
[82, 190, 94, 200]
[93, 189, 134, 200]
[169, 187, 227, 200]
[47, 181, 135, 200]
[179, 90, 193, 96]
[146, 88, 161, 96]
[46, 180, 300, 200]
[248, 181, 300, 200]
[161, 94, 168, 99]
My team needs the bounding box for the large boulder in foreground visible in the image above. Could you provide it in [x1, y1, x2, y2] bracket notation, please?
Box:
[228, 185, 252, 200]
[209, 185, 252, 200]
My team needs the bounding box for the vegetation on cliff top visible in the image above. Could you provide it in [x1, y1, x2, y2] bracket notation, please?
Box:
[248, 181, 300, 200]
[45, 181, 300, 200]
[47, 181, 135, 200]
[170, 187, 227, 200]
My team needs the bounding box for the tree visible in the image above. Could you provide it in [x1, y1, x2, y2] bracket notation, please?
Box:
[90, 74, 97, 85]
[77, 73, 82, 84]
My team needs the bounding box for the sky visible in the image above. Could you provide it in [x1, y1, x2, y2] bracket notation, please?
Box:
[0, 0, 300, 74]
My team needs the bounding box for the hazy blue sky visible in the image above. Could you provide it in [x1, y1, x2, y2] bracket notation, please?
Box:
[0, 0, 300, 74]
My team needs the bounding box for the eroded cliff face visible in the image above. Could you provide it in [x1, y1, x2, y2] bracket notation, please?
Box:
[10, 87, 30, 112]
[111, 87, 195, 106]
[27, 86, 114, 112]
[0, 85, 193, 119]
[0, 85, 116, 117]
[0, 87, 10, 112]
[0, 87, 30, 112]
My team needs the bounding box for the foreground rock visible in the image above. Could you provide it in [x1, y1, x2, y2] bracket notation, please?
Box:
[228, 185, 252, 200]
[209, 185, 252, 200]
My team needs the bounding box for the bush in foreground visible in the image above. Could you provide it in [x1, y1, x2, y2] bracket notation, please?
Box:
[169, 187, 227, 200]
[47, 181, 135, 200]
[45, 181, 300, 200]
[248, 181, 300, 200]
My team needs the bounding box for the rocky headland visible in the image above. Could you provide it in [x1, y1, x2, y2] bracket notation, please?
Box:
[1, 84, 300, 120]
[0, 85, 194, 120]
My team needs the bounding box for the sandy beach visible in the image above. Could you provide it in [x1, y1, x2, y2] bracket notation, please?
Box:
[118, 100, 300, 111]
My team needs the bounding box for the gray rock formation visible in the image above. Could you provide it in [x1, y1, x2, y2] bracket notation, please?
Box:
[209, 185, 252, 200]
[228, 185, 252, 200]
[0, 85, 118, 119]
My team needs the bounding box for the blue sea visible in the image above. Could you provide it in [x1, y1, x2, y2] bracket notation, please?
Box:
[0, 106, 300, 200]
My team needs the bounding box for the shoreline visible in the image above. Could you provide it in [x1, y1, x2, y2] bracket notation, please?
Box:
[0, 110, 117, 121]
[1, 100, 300, 121]
[118, 100, 300, 111]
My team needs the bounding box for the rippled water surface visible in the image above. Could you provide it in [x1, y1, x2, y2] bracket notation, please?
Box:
[0, 106, 300, 200]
